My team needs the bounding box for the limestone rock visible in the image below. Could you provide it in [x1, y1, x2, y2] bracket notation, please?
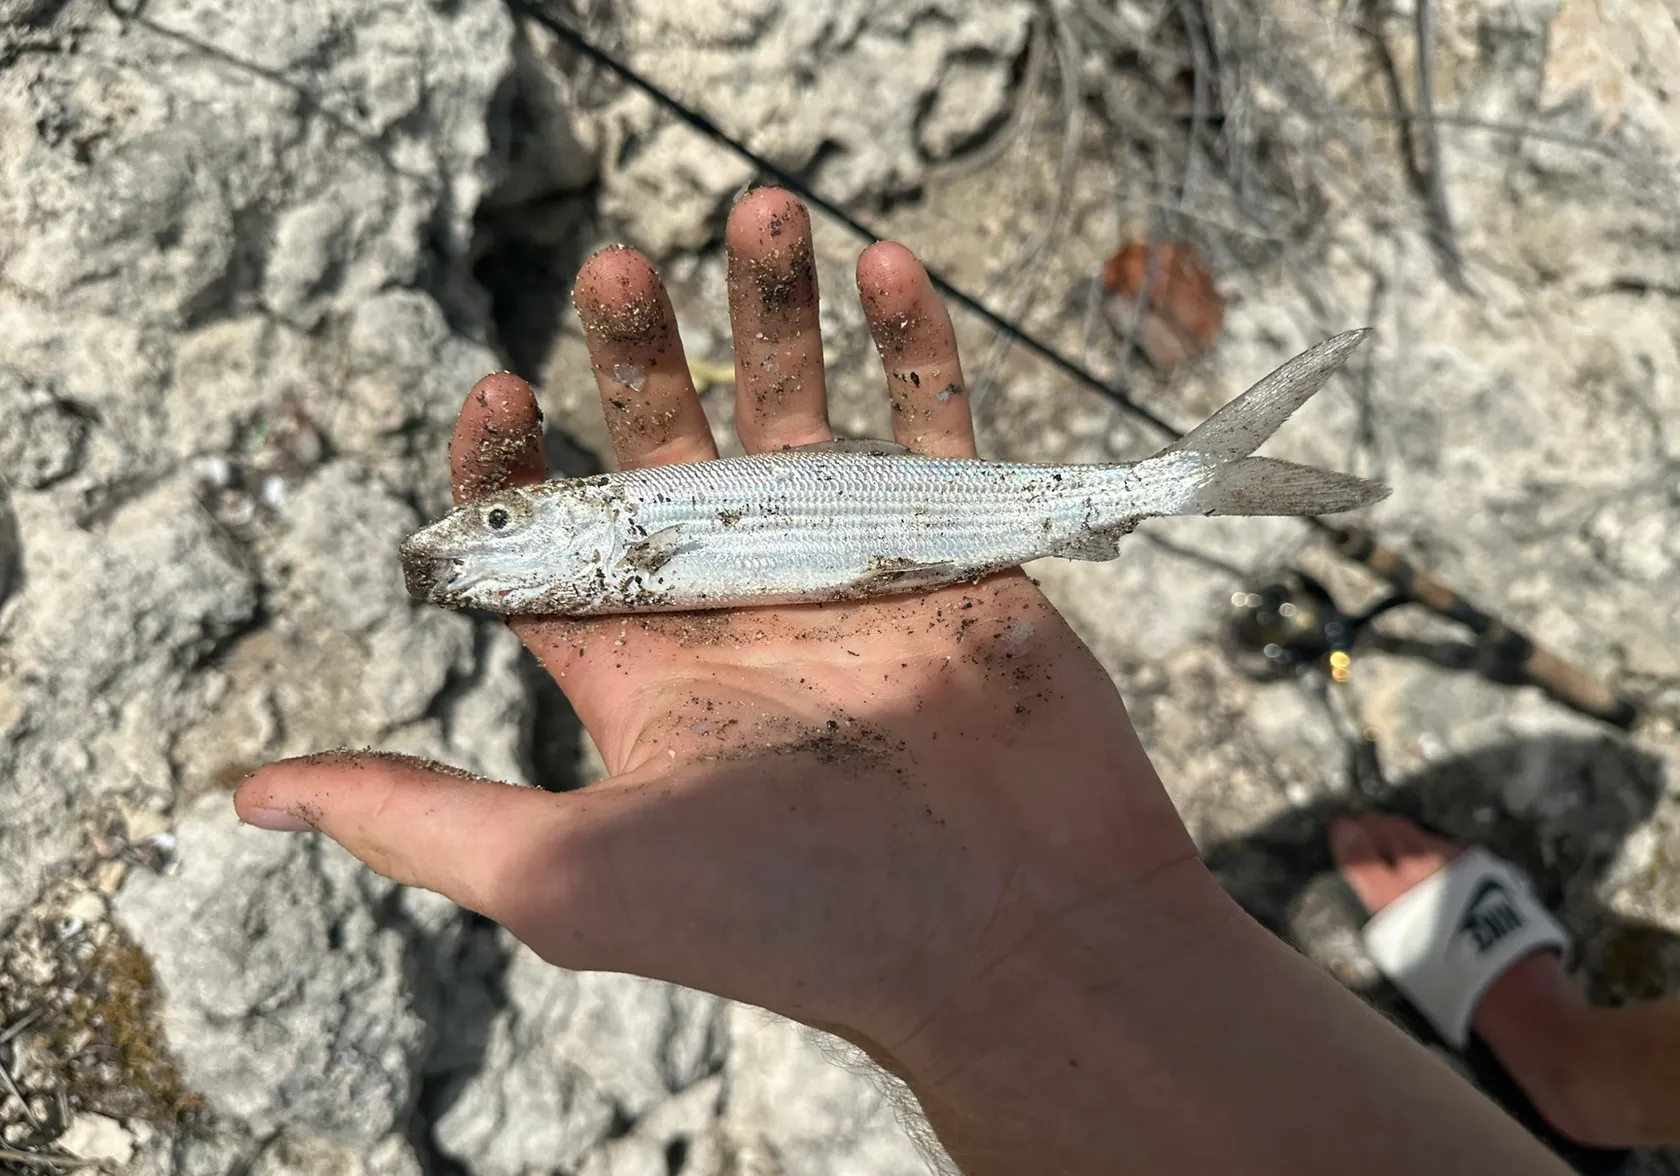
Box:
[721, 1006, 946, 1176]
[8, 0, 1680, 1172]
[576, 1077, 728, 1176]
[250, 1134, 425, 1176]
[433, 939, 727, 1176]
[56, 1112, 136, 1164]
[0, 0, 534, 923]
[115, 794, 429, 1141]
[0, 477, 258, 924]
[570, 0, 1034, 254]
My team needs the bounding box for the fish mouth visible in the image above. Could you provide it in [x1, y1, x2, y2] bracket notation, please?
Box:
[399, 533, 466, 605]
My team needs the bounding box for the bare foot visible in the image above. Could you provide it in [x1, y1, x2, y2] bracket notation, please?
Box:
[1330, 814, 1582, 1031]
[1329, 813, 1463, 914]
[1331, 814, 1603, 1140]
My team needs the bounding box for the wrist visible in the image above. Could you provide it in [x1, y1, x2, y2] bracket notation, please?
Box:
[887, 854, 1237, 1156]
[881, 855, 1571, 1176]
[895, 850, 1229, 1067]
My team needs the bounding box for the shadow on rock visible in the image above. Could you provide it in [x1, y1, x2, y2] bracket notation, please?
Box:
[400, 912, 513, 1176]
[1206, 733, 1676, 1002]
[474, 190, 598, 383]
[0, 476, 20, 610]
[1203, 733, 1677, 1174]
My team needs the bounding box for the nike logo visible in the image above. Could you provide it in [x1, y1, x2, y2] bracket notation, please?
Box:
[1458, 878, 1525, 953]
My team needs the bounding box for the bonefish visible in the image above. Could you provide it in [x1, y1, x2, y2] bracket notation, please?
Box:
[401, 330, 1386, 616]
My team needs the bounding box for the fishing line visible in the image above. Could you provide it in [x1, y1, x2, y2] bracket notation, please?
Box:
[514, 1, 1355, 536]
[509, 0, 1182, 442]
[508, 0, 1638, 727]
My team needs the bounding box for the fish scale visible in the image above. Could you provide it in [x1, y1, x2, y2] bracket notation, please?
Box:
[608, 456, 1141, 585]
[621, 455, 1117, 540]
[400, 331, 1390, 616]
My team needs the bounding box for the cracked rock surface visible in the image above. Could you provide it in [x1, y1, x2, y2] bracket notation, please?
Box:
[0, 0, 521, 931]
[0, 0, 962, 1170]
[115, 794, 429, 1143]
[571, 0, 1034, 255]
[432, 944, 728, 1176]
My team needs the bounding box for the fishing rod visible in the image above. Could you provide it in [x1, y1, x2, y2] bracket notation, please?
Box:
[1230, 529, 1638, 729]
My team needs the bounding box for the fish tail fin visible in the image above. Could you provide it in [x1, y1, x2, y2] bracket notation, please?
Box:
[1162, 328, 1387, 517]
[1185, 455, 1390, 517]
[1165, 328, 1372, 461]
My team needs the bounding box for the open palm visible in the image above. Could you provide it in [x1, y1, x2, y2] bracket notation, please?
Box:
[238, 189, 1196, 1068]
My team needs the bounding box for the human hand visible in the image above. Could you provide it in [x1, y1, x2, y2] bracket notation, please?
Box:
[235, 189, 1202, 1077]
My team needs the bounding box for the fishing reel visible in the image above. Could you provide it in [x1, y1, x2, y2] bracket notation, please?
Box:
[1224, 570, 1396, 683]
[1225, 570, 1404, 797]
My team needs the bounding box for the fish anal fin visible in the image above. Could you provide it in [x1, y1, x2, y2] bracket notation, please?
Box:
[849, 557, 966, 595]
[1052, 523, 1136, 562]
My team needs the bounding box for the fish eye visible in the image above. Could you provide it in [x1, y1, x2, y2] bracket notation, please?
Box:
[486, 507, 510, 531]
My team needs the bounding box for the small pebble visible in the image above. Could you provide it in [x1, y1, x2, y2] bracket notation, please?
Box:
[260, 474, 287, 510]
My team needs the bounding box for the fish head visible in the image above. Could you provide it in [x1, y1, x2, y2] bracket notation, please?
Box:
[400, 484, 614, 614]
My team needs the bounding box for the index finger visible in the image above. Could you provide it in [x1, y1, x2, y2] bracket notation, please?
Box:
[446, 372, 602, 687]
[451, 372, 548, 505]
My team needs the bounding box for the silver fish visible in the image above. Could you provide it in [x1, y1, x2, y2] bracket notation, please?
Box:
[402, 330, 1387, 616]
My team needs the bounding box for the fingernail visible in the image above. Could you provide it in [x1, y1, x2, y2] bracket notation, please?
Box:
[241, 808, 316, 833]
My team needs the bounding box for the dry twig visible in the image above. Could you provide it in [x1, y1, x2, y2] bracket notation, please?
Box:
[1355, 0, 1468, 289]
[0, 1148, 90, 1169]
[0, 1050, 39, 1128]
[969, 0, 1086, 409]
[0, 1011, 43, 1050]
[1412, 0, 1466, 288]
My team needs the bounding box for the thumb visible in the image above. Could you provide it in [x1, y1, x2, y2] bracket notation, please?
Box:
[234, 751, 578, 932]
[236, 750, 877, 1029]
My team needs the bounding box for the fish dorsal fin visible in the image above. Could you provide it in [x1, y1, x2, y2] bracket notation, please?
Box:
[787, 437, 912, 457]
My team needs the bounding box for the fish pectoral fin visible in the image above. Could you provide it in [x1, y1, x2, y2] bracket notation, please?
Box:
[790, 437, 913, 456]
[623, 524, 691, 574]
[1052, 523, 1136, 561]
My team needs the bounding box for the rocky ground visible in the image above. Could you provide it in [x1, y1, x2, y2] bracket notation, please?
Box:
[2, 0, 1678, 1172]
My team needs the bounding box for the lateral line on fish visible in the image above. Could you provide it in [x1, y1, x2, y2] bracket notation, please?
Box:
[401, 332, 1388, 617]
